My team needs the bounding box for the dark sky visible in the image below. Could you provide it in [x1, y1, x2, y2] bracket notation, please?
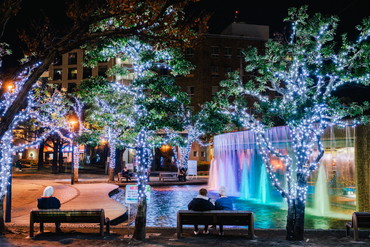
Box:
[201, 0, 370, 38]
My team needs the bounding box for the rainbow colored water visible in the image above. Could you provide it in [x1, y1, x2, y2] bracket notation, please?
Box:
[209, 125, 356, 224]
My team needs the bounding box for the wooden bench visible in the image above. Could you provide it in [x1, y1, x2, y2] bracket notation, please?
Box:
[118, 173, 135, 182]
[30, 209, 110, 237]
[346, 212, 370, 241]
[177, 210, 255, 239]
[159, 172, 178, 181]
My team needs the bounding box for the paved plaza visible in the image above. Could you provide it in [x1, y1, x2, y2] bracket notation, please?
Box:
[1, 169, 369, 246]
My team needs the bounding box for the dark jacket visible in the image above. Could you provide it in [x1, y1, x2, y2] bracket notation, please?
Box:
[215, 197, 233, 210]
[37, 197, 61, 209]
[188, 196, 215, 211]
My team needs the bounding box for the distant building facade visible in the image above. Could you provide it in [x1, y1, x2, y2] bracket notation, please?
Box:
[176, 22, 269, 164]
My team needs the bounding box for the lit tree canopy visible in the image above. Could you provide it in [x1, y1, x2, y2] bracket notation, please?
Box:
[217, 6, 370, 241]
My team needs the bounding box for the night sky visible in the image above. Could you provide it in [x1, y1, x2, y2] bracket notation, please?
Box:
[1, 0, 370, 101]
[200, 0, 369, 38]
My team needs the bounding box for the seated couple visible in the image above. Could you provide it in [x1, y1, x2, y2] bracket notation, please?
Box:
[187, 187, 233, 236]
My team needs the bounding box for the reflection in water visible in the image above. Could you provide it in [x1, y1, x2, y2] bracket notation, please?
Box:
[112, 185, 349, 229]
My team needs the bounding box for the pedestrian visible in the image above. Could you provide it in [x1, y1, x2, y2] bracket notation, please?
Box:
[214, 186, 234, 235]
[15, 159, 23, 172]
[188, 188, 215, 235]
[37, 186, 62, 232]
[120, 167, 132, 182]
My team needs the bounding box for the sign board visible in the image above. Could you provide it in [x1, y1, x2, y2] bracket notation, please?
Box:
[125, 184, 151, 204]
[126, 163, 134, 171]
[187, 160, 197, 176]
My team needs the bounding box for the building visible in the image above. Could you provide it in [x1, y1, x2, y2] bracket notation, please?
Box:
[176, 22, 269, 164]
[47, 49, 133, 92]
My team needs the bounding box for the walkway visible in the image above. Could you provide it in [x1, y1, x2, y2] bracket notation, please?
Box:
[8, 176, 126, 226]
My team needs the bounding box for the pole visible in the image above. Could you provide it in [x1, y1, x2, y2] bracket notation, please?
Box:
[71, 141, 74, 185]
[5, 165, 12, 222]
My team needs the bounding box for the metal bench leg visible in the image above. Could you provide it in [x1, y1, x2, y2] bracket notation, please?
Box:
[105, 218, 110, 235]
[30, 222, 34, 237]
[354, 227, 359, 241]
[346, 225, 350, 237]
[40, 222, 44, 233]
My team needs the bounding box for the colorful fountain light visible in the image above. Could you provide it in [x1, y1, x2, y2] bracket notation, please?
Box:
[209, 125, 356, 216]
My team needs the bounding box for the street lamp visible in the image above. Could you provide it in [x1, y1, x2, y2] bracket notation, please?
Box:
[69, 120, 77, 185]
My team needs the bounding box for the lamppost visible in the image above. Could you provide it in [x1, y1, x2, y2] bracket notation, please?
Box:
[69, 120, 77, 185]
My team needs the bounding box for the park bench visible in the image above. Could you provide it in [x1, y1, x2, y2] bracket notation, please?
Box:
[118, 173, 135, 182]
[346, 212, 370, 241]
[30, 209, 110, 237]
[159, 172, 178, 182]
[177, 210, 255, 239]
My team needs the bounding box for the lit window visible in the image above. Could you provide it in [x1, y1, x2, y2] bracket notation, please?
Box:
[68, 68, 77, 80]
[53, 69, 62, 80]
[201, 151, 206, 157]
[193, 151, 198, 157]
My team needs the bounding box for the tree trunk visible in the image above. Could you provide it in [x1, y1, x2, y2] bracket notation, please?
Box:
[286, 198, 305, 241]
[37, 140, 44, 170]
[355, 124, 370, 211]
[133, 197, 147, 240]
[58, 142, 64, 173]
[108, 168, 115, 181]
[52, 139, 59, 174]
[115, 148, 124, 174]
[0, 196, 5, 234]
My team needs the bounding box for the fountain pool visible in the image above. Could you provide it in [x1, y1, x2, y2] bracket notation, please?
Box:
[112, 185, 351, 229]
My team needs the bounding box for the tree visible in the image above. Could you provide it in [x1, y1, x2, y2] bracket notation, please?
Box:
[217, 6, 370, 240]
[0, 0, 205, 138]
[77, 77, 137, 180]
[170, 102, 230, 170]
[0, 0, 206, 233]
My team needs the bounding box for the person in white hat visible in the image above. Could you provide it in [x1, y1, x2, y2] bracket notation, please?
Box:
[214, 186, 233, 235]
[37, 186, 62, 232]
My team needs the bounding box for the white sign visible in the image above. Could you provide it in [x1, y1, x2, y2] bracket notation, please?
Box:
[125, 184, 151, 204]
[187, 160, 197, 176]
[126, 163, 134, 171]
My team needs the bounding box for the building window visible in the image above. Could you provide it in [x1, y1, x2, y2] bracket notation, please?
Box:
[211, 66, 219, 77]
[224, 47, 232, 57]
[67, 83, 77, 93]
[53, 55, 62, 66]
[185, 48, 194, 57]
[187, 86, 195, 97]
[237, 48, 243, 58]
[211, 46, 220, 56]
[98, 65, 108, 77]
[83, 67, 92, 79]
[68, 68, 78, 80]
[201, 151, 206, 158]
[53, 69, 62, 80]
[211, 86, 219, 95]
[193, 151, 198, 157]
[68, 52, 77, 65]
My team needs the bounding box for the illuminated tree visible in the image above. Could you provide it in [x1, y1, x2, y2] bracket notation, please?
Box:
[0, 0, 206, 233]
[218, 6, 370, 240]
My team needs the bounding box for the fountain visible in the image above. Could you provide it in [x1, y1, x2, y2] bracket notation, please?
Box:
[313, 164, 330, 215]
[209, 125, 356, 220]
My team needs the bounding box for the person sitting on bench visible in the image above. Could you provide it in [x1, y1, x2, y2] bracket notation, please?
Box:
[188, 188, 215, 235]
[178, 167, 187, 182]
[37, 186, 62, 232]
[121, 167, 132, 181]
